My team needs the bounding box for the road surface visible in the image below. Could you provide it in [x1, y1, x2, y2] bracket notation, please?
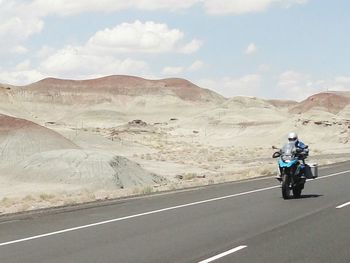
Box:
[0, 161, 350, 263]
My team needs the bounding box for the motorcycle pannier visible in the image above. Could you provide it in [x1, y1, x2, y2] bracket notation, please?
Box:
[304, 163, 318, 179]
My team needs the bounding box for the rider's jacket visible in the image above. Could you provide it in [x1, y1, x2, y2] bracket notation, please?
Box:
[295, 140, 309, 156]
[295, 140, 307, 150]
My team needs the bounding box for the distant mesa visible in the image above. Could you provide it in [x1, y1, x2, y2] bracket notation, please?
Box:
[22, 75, 225, 104]
[4, 75, 350, 114]
[290, 91, 350, 114]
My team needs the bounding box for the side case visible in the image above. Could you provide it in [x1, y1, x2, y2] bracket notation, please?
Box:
[304, 163, 318, 179]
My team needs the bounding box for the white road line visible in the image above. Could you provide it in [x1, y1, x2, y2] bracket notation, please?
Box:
[307, 170, 350, 181]
[198, 245, 247, 263]
[0, 169, 349, 248]
[0, 186, 278, 247]
[336, 201, 350, 209]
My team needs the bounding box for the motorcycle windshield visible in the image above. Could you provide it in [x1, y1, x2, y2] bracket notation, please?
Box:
[281, 142, 296, 161]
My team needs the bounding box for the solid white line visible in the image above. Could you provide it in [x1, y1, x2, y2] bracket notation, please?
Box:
[198, 245, 247, 263]
[0, 186, 278, 247]
[336, 201, 350, 209]
[307, 170, 350, 181]
[0, 169, 349, 248]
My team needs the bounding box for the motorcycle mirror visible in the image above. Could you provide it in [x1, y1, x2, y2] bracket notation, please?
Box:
[272, 152, 281, 158]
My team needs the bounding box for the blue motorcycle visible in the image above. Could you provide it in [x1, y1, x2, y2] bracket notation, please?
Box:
[273, 142, 309, 199]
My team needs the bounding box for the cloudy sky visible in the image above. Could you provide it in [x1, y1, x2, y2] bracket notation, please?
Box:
[0, 0, 349, 100]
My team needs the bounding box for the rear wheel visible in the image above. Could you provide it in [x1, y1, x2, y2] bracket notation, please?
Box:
[281, 174, 291, 199]
[293, 185, 302, 198]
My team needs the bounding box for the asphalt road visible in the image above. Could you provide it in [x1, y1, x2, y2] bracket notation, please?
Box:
[0, 161, 350, 263]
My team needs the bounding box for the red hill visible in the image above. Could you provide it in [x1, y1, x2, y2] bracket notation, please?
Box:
[0, 114, 78, 163]
[290, 92, 350, 114]
[22, 75, 224, 103]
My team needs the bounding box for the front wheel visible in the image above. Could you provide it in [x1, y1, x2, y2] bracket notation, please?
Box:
[281, 174, 291, 199]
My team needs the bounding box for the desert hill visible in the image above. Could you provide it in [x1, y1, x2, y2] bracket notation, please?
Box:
[18, 75, 225, 104]
[0, 113, 164, 187]
[0, 114, 78, 164]
[290, 91, 350, 114]
[0, 76, 225, 125]
[5, 150, 164, 188]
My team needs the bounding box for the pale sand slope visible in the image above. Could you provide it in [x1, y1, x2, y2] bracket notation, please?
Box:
[0, 114, 164, 188]
[0, 114, 166, 214]
[0, 114, 78, 164]
[2, 149, 164, 189]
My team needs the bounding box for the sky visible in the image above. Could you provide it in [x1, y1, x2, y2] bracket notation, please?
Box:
[0, 0, 349, 101]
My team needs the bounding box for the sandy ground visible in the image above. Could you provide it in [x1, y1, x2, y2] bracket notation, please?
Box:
[0, 78, 349, 214]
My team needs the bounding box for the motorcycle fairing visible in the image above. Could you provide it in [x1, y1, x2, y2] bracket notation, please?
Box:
[278, 159, 298, 168]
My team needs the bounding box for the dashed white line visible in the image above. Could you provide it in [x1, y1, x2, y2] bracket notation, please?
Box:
[336, 201, 350, 209]
[198, 245, 247, 263]
[0, 169, 349, 248]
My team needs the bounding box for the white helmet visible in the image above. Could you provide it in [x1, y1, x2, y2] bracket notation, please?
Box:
[288, 132, 298, 142]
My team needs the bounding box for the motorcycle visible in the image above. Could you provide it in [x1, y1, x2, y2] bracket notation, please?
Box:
[272, 142, 309, 199]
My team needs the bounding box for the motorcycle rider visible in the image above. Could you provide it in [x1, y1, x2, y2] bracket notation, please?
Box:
[287, 132, 308, 152]
[276, 132, 309, 179]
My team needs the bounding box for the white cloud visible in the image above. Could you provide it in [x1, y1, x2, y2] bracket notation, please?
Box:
[11, 45, 28, 54]
[329, 76, 350, 91]
[0, 49, 149, 85]
[245, 43, 257, 55]
[162, 66, 184, 75]
[0, 0, 309, 55]
[199, 71, 349, 100]
[0, 1, 43, 55]
[276, 71, 350, 100]
[0, 1, 201, 56]
[36, 45, 56, 59]
[198, 74, 262, 97]
[0, 69, 45, 85]
[15, 60, 31, 71]
[223, 74, 262, 95]
[30, 0, 201, 16]
[200, 70, 348, 101]
[188, 60, 204, 71]
[40, 46, 149, 79]
[258, 64, 271, 72]
[278, 70, 306, 90]
[133, 0, 200, 11]
[162, 60, 204, 76]
[0, 19, 201, 84]
[335, 76, 350, 85]
[0, 15, 43, 39]
[87, 21, 201, 54]
[0, 15, 43, 54]
[29, 0, 308, 16]
[36, 20, 200, 80]
[179, 39, 202, 54]
[203, 0, 308, 15]
[277, 70, 327, 100]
